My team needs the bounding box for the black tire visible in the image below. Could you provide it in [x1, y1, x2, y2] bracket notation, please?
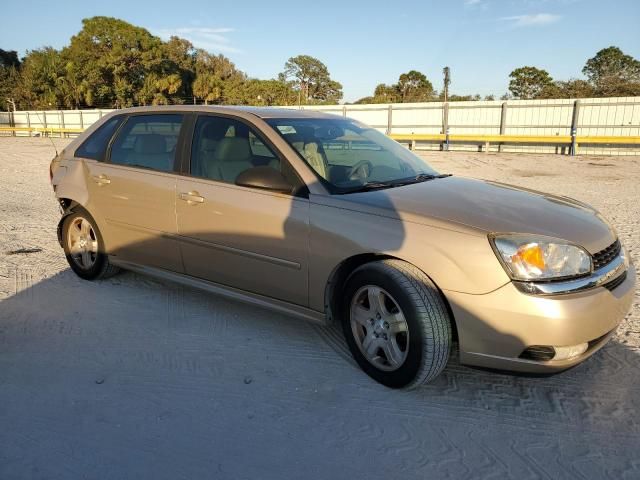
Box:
[341, 259, 451, 389]
[62, 208, 120, 280]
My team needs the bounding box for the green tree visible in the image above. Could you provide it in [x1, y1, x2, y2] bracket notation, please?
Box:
[538, 79, 595, 99]
[0, 49, 20, 69]
[373, 84, 399, 102]
[583, 47, 640, 97]
[61, 16, 166, 107]
[508, 66, 554, 99]
[583, 46, 640, 91]
[282, 55, 343, 104]
[12, 47, 68, 109]
[397, 70, 434, 102]
[192, 50, 245, 104]
[0, 49, 21, 110]
[354, 71, 435, 104]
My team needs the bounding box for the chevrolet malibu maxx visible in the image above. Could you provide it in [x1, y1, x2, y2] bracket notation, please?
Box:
[50, 106, 635, 389]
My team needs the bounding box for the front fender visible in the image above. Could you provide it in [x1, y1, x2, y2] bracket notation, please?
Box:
[309, 201, 510, 312]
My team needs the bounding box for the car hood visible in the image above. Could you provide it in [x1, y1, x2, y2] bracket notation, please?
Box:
[342, 176, 615, 253]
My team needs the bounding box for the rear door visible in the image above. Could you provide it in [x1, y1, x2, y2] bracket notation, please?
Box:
[175, 114, 310, 306]
[82, 113, 186, 272]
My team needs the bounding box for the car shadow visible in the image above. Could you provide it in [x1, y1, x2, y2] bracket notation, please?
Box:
[2, 256, 638, 417]
[2, 177, 639, 478]
[1, 251, 639, 478]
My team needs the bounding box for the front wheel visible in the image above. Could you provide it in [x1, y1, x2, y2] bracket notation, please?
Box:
[341, 260, 452, 389]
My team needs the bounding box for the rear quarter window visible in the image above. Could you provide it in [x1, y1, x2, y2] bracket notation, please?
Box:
[75, 116, 123, 161]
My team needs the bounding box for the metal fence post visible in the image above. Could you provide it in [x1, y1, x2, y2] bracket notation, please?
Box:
[60, 110, 65, 138]
[26, 111, 31, 137]
[79, 110, 84, 130]
[43, 111, 47, 137]
[570, 100, 581, 156]
[386, 104, 393, 135]
[443, 102, 450, 151]
[342, 105, 347, 118]
[498, 102, 508, 152]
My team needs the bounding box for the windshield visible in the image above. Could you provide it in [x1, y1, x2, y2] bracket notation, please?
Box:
[266, 117, 439, 193]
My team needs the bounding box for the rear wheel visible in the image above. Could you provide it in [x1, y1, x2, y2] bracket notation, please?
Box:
[341, 259, 452, 389]
[62, 209, 120, 280]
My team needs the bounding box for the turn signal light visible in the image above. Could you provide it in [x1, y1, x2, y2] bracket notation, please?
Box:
[513, 244, 546, 270]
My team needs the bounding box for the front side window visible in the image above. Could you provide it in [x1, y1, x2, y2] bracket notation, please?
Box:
[109, 114, 183, 172]
[75, 116, 123, 161]
[266, 118, 439, 193]
[190, 116, 280, 184]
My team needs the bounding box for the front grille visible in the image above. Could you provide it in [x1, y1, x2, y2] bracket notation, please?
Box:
[592, 239, 621, 270]
[604, 271, 627, 291]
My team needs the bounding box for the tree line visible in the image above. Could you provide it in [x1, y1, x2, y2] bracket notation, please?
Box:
[1, 16, 639, 111]
[0, 17, 343, 111]
[355, 47, 640, 103]
[507, 47, 640, 100]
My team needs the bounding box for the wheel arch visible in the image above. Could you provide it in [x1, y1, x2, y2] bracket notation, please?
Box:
[323, 253, 459, 342]
[56, 198, 82, 247]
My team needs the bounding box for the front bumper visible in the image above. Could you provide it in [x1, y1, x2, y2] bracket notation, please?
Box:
[444, 263, 636, 373]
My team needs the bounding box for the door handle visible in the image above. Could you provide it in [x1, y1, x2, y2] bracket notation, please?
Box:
[92, 174, 111, 186]
[179, 191, 205, 205]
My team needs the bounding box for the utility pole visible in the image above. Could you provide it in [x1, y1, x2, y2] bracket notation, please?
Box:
[442, 67, 450, 102]
[6, 98, 16, 132]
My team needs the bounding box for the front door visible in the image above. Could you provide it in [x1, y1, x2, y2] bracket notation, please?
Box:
[175, 114, 309, 306]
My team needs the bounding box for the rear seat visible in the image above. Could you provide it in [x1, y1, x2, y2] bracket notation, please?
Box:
[127, 134, 173, 171]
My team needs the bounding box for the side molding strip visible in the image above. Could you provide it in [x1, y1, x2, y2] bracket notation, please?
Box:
[109, 258, 327, 325]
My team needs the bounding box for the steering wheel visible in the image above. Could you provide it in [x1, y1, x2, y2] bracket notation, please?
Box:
[348, 160, 374, 181]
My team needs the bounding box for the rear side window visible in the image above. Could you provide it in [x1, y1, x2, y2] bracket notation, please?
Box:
[75, 116, 123, 161]
[109, 114, 183, 172]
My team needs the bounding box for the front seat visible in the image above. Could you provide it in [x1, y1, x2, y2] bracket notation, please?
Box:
[198, 122, 228, 178]
[211, 136, 255, 182]
[295, 126, 329, 179]
[302, 142, 328, 179]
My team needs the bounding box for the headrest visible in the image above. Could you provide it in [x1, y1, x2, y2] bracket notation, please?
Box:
[200, 138, 219, 152]
[202, 121, 227, 141]
[304, 142, 319, 154]
[134, 134, 166, 154]
[294, 125, 316, 141]
[213, 137, 251, 162]
[283, 132, 303, 143]
[283, 133, 305, 151]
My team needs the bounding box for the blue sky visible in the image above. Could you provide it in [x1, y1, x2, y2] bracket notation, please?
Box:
[2, 0, 639, 102]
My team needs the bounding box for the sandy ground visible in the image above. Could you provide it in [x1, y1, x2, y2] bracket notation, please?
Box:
[0, 138, 639, 480]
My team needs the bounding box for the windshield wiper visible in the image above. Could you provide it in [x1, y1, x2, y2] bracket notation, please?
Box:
[341, 181, 400, 194]
[340, 173, 452, 194]
[411, 173, 452, 182]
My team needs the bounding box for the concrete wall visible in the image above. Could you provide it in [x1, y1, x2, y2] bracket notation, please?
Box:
[2, 97, 639, 155]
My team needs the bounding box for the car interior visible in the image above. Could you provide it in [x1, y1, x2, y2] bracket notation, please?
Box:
[277, 122, 406, 186]
[192, 117, 280, 183]
[109, 115, 182, 172]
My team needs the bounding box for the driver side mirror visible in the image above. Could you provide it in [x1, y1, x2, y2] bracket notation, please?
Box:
[235, 166, 293, 194]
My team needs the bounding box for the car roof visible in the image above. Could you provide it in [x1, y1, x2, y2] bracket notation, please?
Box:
[115, 105, 342, 120]
[223, 106, 342, 119]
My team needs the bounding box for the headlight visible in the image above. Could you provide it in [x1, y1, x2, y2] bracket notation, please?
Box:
[490, 234, 592, 281]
